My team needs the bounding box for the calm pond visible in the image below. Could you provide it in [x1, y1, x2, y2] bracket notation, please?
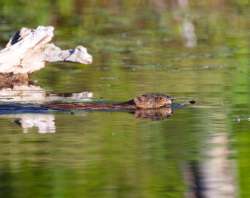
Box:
[0, 1, 249, 197]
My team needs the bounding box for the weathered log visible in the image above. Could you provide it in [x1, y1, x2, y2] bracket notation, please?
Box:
[0, 84, 93, 103]
[0, 73, 29, 88]
[0, 26, 92, 74]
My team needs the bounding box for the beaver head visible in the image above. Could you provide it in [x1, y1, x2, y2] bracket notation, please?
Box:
[133, 93, 172, 109]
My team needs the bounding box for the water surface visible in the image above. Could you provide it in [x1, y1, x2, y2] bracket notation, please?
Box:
[0, 1, 249, 197]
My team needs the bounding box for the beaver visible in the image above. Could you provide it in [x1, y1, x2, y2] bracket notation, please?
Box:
[0, 93, 194, 121]
[46, 93, 177, 110]
[45, 93, 197, 120]
[131, 93, 172, 109]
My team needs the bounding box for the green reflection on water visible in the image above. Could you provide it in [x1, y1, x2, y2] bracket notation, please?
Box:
[0, 0, 249, 197]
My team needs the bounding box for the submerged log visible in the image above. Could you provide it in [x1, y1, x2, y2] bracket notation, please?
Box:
[0, 84, 93, 104]
[0, 26, 92, 74]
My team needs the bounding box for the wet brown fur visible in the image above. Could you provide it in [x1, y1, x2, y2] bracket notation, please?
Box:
[47, 93, 173, 110]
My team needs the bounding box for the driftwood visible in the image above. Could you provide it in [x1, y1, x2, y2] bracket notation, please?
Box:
[0, 84, 93, 104]
[0, 73, 29, 88]
[0, 26, 92, 74]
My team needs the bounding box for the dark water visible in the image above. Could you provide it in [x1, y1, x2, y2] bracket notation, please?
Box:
[0, 1, 249, 197]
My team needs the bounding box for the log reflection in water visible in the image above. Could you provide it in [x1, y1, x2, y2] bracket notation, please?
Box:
[14, 114, 55, 134]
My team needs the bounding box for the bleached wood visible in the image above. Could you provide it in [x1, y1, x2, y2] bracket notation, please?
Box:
[0, 26, 92, 74]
